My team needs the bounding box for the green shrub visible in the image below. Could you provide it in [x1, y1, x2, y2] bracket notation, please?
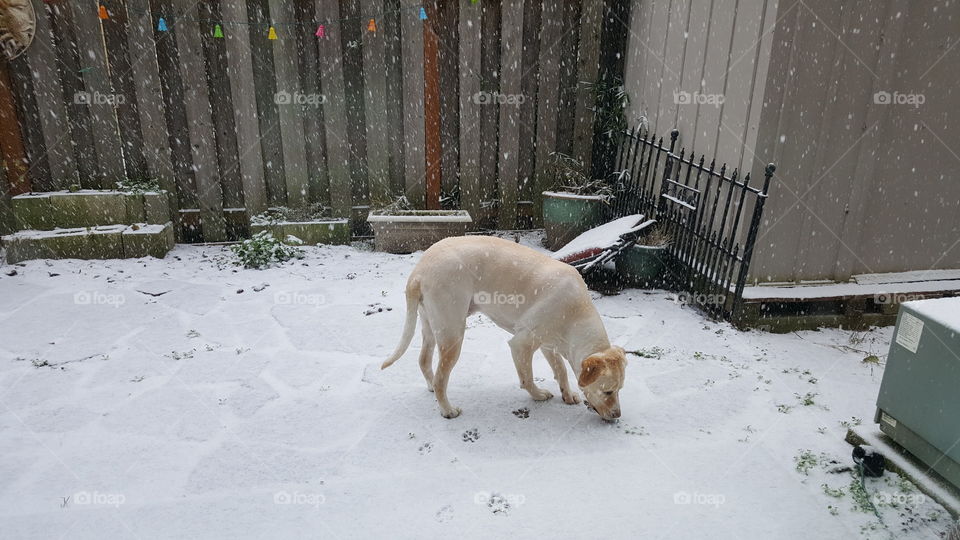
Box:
[231, 231, 303, 269]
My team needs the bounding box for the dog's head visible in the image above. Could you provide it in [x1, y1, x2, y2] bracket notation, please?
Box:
[578, 346, 627, 421]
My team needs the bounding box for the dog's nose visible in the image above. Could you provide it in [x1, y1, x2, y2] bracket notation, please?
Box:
[611, 409, 621, 419]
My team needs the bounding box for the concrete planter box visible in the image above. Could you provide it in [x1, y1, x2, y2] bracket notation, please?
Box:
[11, 190, 171, 230]
[542, 191, 608, 250]
[615, 244, 668, 287]
[367, 210, 472, 254]
[3, 222, 174, 263]
[249, 219, 350, 246]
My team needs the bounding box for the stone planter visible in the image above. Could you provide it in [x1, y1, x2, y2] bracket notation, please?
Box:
[367, 210, 472, 254]
[542, 191, 608, 250]
[250, 219, 350, 246]
[3, 222, 175, 263]
[615, 244, 668, 287]
[11, 190, 171, 230]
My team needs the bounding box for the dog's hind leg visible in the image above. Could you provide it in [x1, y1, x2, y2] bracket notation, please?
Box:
[510, 333, 553, 401]
[542, 347, 580, 404]
[433, 335, 464, 418]
[418, 308, 436, 392]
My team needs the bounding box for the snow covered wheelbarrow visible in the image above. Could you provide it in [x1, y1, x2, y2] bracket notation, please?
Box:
[551, 215, 661, 281]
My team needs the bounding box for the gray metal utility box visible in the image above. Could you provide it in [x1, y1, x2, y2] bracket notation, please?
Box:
[875, 297, 960, 490]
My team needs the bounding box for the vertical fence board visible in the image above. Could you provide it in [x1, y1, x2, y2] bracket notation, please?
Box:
[221, 0, 267, 214]
[294, 0, 328, 205]
[0, 62, 30, 195]
[100, 1, 149, 181]
[436, 0, 460, 198]
[457, 0, 481, 223]
[554, 0, 582, 156]
[383, 0, 406, 197]
[6, 55, 50, 191]
[72, 1, 125, 187]
[401, 0, 426, 207]
[125, 0, 177, 220]
[572, 0, 603, 170]
[247, 0, 286, 206]
[340, 0, 369, 212]
[269, 0, 309, 206]
[28, 2, 77, 189]
[495, 0, 523, 228]
[316, 0, 352, 218]
[361, 0, 390, 206]
[175, 0, 226, 241]
[516, 0, 541, 219]
[532, 1, 563, 226]
[423, 2, 441, 209]
[198, 0, 244, 220]
[478, 0, 500, 215]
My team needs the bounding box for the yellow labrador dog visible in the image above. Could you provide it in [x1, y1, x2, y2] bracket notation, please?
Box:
[382, 236, 626, 421]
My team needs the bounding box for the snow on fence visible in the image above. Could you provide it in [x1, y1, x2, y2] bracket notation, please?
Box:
[0, 0, 630, 241]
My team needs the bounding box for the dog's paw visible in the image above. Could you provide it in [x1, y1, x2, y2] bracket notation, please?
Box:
[441, 407, 462, 419]
[530, 388, 553, 401]
[562, 391, 581, 405]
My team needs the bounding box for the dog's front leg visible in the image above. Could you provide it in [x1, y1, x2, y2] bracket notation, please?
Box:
[541, 347, 580, 404]
[509, 334, 553, 401]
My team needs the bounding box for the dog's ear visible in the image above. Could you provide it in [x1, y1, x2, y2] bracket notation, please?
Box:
[578, 355, 605, 387]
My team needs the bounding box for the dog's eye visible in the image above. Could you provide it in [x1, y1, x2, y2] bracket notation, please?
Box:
[604, 391, 613, 396]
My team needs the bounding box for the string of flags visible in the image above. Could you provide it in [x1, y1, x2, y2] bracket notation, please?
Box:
[95, 2, 450, 39]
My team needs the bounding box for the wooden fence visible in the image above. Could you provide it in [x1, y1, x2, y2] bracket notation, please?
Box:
[0, 0, 630, 241]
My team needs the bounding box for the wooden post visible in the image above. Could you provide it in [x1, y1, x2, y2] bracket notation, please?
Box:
[401, 0, 426, 207]
[315, 0, 352, 219]
[361, 0, 391, 207]
[221, 0, 267, 214]
[0, 62, 30, 195]
[125, 0, 178, 223]
[496, 0, 524, 228]
[572, 0, 604, 172]
[458, 0, 482, 223]
[533, 2, 564, 226]
[72, 0, 125, 188]
[269, 0, 309, 207]
[175, 0, 226, 241]
[423, 2, 441, 210]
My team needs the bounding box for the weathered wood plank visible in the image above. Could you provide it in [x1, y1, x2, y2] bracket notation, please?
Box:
[401, 0, 426, 207]
[478, 0, 500, 215]
[383, 0, 406, 197]
[361, 0, 390, 206]
[458, 0, 482, 223]
[72, 1, 125, 187]
[100, 1, 149, 181]
[555, 0, 582, 156]
[294, 0, 328, 205]
[572, 0, 603, 172]
[198, 0, 244, 218]
[124, 0, 177, 218]
[436, 0, 459, 197]
[30, 1, 79, 189]
[496, 0, 524, 228]
[246, 0, 287, 206]
[6, 55, 50, 191]
[175, 0, 226, 241]
[516, 0, 542, 216]
[532, 1, 564, 226]
[340, 0, 369, 210]
[315, 0, 352, 218]
[220, 0, 267, 214]
[0, 62, 30, 195]
[269, 0, 309, 207]
[423, 1, 441, 209]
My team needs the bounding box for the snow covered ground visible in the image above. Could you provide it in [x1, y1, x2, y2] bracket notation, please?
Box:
[0, 233, 955, 539]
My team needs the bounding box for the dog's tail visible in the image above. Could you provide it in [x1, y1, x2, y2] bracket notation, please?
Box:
[381, 277, 421, 369]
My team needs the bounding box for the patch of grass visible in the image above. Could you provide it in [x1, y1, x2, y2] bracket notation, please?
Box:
[839, 417, 863, 429]
[231, 231, 303, 269]
[626, 347, 664, 360]
[847, 477, 874, 513]
[795, 450, 818, 475]
[822, 483, 845, 498]
[796, 392, 819, 406]
[778, 404, 793, 414]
